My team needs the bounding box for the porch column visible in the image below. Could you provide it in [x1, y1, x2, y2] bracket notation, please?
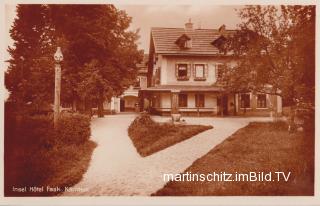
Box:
[171, 89, 180, 114]
[235, 93, 239, 114]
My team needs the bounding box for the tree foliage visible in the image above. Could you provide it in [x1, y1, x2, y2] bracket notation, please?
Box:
[223, 5, 315, 106]
[6, 4, 143, 116]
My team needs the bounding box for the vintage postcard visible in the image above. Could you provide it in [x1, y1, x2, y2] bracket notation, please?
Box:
[1, 0, 319, 205]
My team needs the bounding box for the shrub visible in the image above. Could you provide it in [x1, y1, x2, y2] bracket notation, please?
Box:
[128, 113, 213, 156]
[4, 110, 94, 196]
[55, 113, 91, 145]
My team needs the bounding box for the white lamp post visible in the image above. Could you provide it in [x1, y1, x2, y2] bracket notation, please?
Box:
[53, 47, 63, 127]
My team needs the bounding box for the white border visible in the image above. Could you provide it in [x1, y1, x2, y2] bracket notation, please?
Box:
[0, 0, 319, 205]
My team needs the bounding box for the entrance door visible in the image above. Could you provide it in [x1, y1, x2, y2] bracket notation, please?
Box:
[120, 99, 125, 112]
[218, 95, 229, 116]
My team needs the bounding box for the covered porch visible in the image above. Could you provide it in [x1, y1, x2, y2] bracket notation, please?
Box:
[139, 85, 235, 116]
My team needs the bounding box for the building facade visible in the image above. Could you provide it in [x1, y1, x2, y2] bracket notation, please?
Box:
[104, 54, 148, 113]
[139, 20, 282, 116]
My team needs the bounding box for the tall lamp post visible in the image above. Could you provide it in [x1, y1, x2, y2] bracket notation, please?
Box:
[53, 47, 63, 127]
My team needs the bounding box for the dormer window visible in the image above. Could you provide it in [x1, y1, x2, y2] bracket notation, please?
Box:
[175, 34, 192, 49]
[212, 35, 227, 52]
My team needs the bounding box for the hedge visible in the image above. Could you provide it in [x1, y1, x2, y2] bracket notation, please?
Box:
[4, 111, 93, 196]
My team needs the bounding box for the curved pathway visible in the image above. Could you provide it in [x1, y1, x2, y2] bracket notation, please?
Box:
[63, 114, 272, 196]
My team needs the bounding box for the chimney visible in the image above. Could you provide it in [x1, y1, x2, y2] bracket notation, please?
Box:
[185, 18, 193, 31]
[218, 24, 226, 35]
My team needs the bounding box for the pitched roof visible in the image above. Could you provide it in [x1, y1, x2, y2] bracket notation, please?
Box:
[151, 27, 235, 55]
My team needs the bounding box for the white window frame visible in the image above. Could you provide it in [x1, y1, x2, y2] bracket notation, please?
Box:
[194, 64, 205, 78]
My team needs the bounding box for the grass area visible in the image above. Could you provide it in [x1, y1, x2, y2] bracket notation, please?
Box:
[153, 121, 314, 196]
[128, 114, 213, 157]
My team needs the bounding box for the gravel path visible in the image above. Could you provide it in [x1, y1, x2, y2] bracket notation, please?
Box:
[63, 114, 272, 196]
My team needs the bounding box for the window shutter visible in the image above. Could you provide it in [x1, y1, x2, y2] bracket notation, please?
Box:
[175, 64, 179, 77]
[192, 64, 195, 77]
[204, 64, 208, 78]
[187, 64, 191, 78]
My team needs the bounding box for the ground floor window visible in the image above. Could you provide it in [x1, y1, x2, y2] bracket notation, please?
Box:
[178, 93, 188, 107]
[195, 93, 205, 107]
[240, 93, 250, 108]
[257, 94, 267, 108]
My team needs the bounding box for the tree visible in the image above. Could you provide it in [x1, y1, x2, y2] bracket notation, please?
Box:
[221, 5, 315, 123]
[48, 5, 143, 117]
[6, 5, 143, 117]
[5, 5, 56, 112]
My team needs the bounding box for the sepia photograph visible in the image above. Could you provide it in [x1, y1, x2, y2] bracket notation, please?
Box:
[1, 1, 317, 204]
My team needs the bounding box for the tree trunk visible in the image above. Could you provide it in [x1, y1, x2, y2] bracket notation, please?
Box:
[97, 99, 104, 118]
[72, 99, 77, 112]
[84, 99, 93, 117]
[288, 104, 296, 132]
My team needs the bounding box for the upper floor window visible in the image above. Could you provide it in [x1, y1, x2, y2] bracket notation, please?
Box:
[240, 93, 251, 108]
[257, 94, 267, 108]
[176, 64, 190, 80]
[139, 76, 147, 89]
[216, 64, 225, 79]
[133, 77, 140, 88]
[195, 94, 205, 108]
[178, 93, 188, 107]
[195, 64, 204, 78]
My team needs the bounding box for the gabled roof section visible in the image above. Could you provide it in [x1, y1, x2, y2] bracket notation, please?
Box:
[175, 33, 191, 44]
[211, 35, 227, 48]
[151, 27, 235, 55]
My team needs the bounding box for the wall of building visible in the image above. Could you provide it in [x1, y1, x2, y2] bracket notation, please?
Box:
[156, 92, 218, 114]
[235, 93, 282, 116]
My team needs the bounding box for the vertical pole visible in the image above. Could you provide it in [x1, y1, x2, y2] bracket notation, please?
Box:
[171, 91, 179, 114]
[54, 63, 61, 127]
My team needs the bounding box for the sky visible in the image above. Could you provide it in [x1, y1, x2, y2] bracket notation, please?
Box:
[116, 5, 242, 52]
[4, 5, 243, 60]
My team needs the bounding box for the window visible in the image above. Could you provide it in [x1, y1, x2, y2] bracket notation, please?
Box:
[178, 64, 188, 78]
[176, 64, 189, 80]
[195, 94, 205, 108]
[195, 64, 205, 78]
[133, 77, 140, 88]
[184, 40, 192, 48]
[178, 94, 188, 107]
[216, 64, 224, 79]
[240, 94, 250, 108]
[257, 94, 267, 108]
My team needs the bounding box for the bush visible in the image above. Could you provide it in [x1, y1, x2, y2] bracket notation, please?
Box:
[56, 113, 91, 144]
[4, 110, 94, 196]
[128, 113, 213, 156]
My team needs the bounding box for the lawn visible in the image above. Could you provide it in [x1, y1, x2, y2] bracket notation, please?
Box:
[128, 114, 213, 157]
[153, 121, 314, 196]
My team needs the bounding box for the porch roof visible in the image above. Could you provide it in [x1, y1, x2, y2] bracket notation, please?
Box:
[140, 85, 223, 92]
